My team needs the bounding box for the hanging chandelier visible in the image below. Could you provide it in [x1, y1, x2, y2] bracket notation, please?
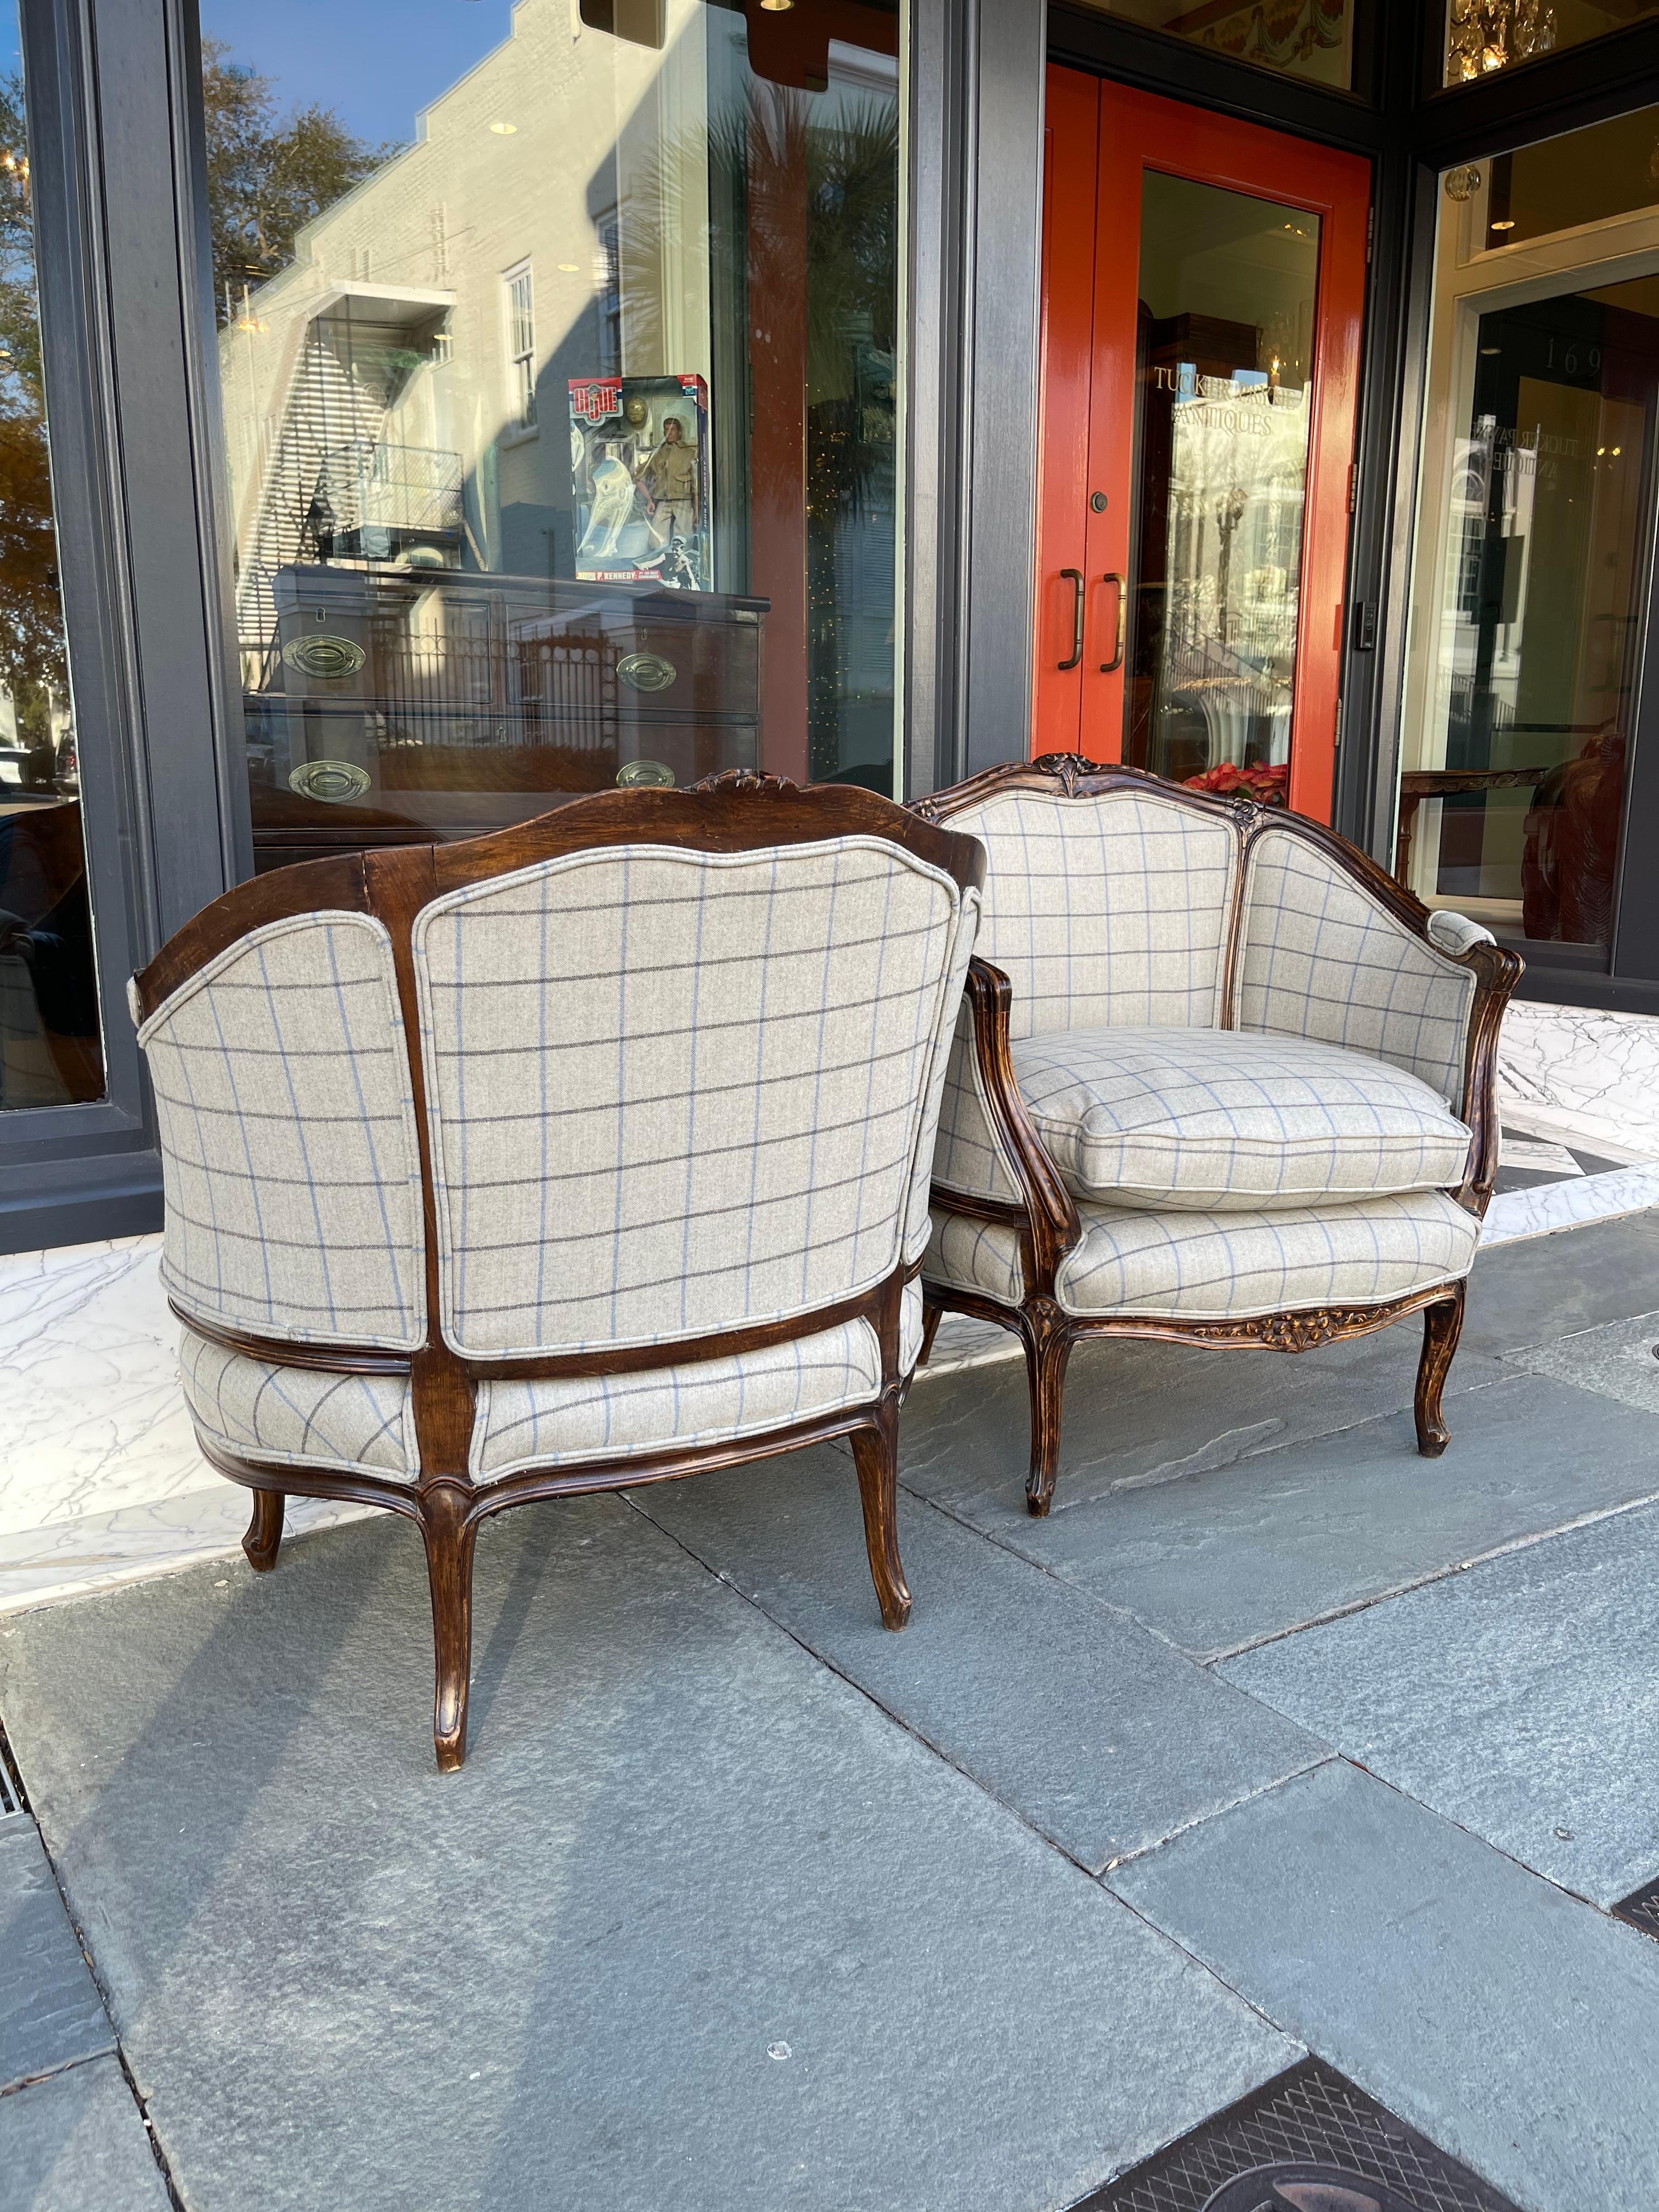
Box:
[1446, 0, 1558, 79]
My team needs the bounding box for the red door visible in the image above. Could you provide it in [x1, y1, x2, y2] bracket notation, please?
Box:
[1034, 74, 1370, 823]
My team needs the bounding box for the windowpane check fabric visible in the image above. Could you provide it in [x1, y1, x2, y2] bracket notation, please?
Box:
[1238, 830, 1476, 1106]
[1014, 1026, 1472, 1212]
[1053, 1190, 1481, 1319]
[137, 916, 425, 1350]
[471, 1315, 883, 1477]
[943, 790, 1237, 1040]
[413, 837, 971, 1357]
[924, 1209, 1026, 1308]
[179, 1324, 416, 1480]
[932, 998, 1024, 1203]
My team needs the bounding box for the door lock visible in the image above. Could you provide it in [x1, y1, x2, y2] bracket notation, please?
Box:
[1090, 491, 1108, 512]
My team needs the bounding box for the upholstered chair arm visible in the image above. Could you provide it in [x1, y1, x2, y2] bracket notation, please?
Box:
[1441, 934, 1524, 1213]
[933, 958, 1081, 1277]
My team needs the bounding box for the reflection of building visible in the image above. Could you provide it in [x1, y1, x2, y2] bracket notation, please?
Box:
[1157, 375, 1307, 768]
[217, 0, 723, 661]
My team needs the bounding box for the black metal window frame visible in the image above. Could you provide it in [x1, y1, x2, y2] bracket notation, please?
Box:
[0, 0, 245, 1255]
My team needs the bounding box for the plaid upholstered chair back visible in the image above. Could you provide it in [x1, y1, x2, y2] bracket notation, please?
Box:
[934, 783, 1237, 1040]
[135, 792, 981, 1363]
[414, 837, 978, 1355]
[132, 913, 426, 1353]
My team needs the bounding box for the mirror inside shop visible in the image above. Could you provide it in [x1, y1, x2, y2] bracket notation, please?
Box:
[204, 0, 901, 870]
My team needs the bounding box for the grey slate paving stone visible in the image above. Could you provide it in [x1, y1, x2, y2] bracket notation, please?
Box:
[899, 1320, 1510, 1535]
[0, 1821, 114, 2095]
[1109, 1759, 1659, 2212]
[0, 1501, 1296, 2212]
[634, 1449, 1328, 1873]
[979, 1372, 1659, 1660]
[1460, 1206, 1659, 1356]
[1219, 1499, 1659, 1908]
[1501, 1305, 1659, 1418]
[0, 2055, 172, 2211]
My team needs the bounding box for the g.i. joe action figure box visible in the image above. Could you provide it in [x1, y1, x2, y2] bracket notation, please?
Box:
[569, 373, 710, 590]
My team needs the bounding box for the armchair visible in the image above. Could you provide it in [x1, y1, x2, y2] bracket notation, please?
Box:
[913, 755, 1521, 1515]
[131, 773, 983, 1767]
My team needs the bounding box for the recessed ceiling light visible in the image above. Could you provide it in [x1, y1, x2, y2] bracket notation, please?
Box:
[1489, 218, 1515, 232]
[759, 0, 794, 10]
[1480, 345, 1500, 354]
[489, 121, 517, 136]
[557, 261, 580, 273]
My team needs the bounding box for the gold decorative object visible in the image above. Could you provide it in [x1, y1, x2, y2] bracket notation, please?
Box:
[616, 758, 675, 787]
[1446, 0, 1556, 82]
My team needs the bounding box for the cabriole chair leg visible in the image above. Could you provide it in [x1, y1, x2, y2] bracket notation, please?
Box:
[851, 1414, 911, 1629]
[918, 1299, 944, 1369]
[1023, 1300, 1075, 1519]
[1415, 1282, 1466, 1459]
[420, 1481, 478, 1773]
[242, 1489, 284, 1572]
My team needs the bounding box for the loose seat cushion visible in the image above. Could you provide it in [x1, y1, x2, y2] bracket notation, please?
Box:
[1013, 1026, 1472, 1212]
[923, 1189, 1480, 1321]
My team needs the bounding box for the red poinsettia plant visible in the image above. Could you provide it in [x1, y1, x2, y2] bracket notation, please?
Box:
[1183, 760, 1289, 805]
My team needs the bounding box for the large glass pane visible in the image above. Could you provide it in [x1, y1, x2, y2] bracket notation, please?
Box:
[0, 8, 101, 1109]
[1444, 107, 1659, 253]
[1124, 173, 1320, 805]
[1444, 0, 1659, 85]
[1406, 279, 1656, 945]
[202, 0, 901, 871]
[1071, 0, 1355, 90]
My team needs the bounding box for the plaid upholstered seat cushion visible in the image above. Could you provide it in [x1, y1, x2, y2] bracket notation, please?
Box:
[923, 1189, 1480, 1319]
[179, 1325, 416, 1480]
[1013, 1026, 1472, 1212]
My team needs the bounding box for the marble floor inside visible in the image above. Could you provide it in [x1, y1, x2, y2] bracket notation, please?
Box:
[2, 1206, 1658, 2210]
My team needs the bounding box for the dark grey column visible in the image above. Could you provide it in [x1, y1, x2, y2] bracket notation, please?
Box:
[905, 0, 1045, 796]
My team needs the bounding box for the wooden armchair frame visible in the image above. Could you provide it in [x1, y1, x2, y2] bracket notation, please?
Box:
[911, 755, 1523, 1516]
[133, 772, 985, 1767]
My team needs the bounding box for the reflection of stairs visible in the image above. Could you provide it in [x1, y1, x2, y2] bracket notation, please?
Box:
[234, 324, 398, 647]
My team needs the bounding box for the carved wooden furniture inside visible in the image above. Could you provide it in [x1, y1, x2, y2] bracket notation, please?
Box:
[131, 774, 984, 1768]
[913, 757, 1522, 1516]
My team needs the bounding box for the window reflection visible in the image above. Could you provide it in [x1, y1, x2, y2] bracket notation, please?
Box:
[1125, 174, 1320, 808]
[0, 19, 101, 1111]
[204, 0, 902, 871]
[1071, 0, 1353, 90]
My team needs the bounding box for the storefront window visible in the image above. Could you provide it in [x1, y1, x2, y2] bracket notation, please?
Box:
[1400, 129, 1659, 955]
[1444, 0, 1659, 85]
[1073, 0, 1354, 89]
[0, 4, 101, 1109]
[201, 0, 902, 872]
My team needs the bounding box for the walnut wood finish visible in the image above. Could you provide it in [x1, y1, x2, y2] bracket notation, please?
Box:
[142, 772, 983, 1768]
[242, 1489, 284, 1572]
[912, 756, 1523, 1516]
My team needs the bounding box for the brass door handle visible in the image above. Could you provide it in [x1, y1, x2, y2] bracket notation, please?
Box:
[1058, 569, 1084, 670]
[1099, 573, 1126, 674]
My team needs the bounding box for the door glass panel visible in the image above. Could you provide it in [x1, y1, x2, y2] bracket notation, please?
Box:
[201, 0, 902, 873]
[1407, 282, 1654, 946]
[0, 9, 103, 1109]
[1124, 173, 1320, 805]
[1071, 0, 1355, 89]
